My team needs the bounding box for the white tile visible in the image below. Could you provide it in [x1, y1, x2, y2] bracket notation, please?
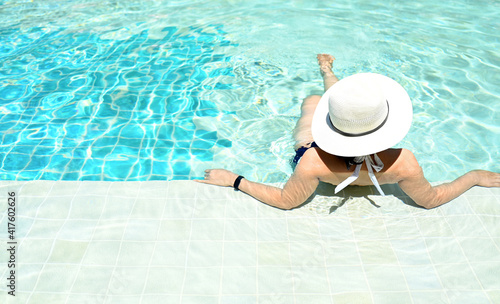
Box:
[221, 267, 257, 294]
[76, 181, 111, 196]
[190, 218, 225, 241]
[122, 219, 161, 241]
[410, 291, 449, 304]
[470, 262, 500, 289]
[256, 218, 288, 241]
[116, 241, 155, 266]
[144, 267, 185, 294]
[18, 181, 55, 197]
[425, 238, 468, 264]
[332, 292, 372, 304]
[435, 264, 482, 290]
[107, 267, 149, 296]
[136, 181, 169, 198]
[391, 238, 432, 265]
[224, 218, 256, 241]
[446, 290, 491, 304]
[186, 241, 223, 267]
[26, 219, 64, 238]
[16, 196, 44, 218]
[193, 198, 227, 218]
[59, 219, 98, 241]
[130, 198, 167, 219]
[358, 240, 399, 265]
[351, 217, 388, 240]
[181, 295, 219, 304]
[459, 237, 500, 262]
[385, 217, 420, 239]
[257, 266, 293, 294]
[364, 265, 408, 292]
[323, 240, 361, 266]
[35, 264, 79, 293]
[71, 265, 114, 294]
[162, 198, 196, 218]
[82, 240, 121, 265]
[221, 295, 257, 304]
[294, 295, 333, 304]
[445, 215, 490, 238]
[107, 182, 141, 198]
[69, 195, 106, 219]
[318, 218, 354, 240]
[486, 290, 500, 303]
[327, 266, 369, 293]
[48, 240, 89, 263]
[150, 241, 188, 267]
[17, 239, 52, 263]
[16, 263, 44, 293]
[477, 215, 500, 237]
[167, 181, 199, 199]
[100, 196, 136, 220]
[257, 242, 290, 266]
[415, 217, 454, 237]
[291, 266, 330, 294]
[141, 295, 181, 304]
[286, 218, 320, 241]
[92, 219, 127, 240]
[157, 219, 191, 241]
[182, 267, 221, 295]
[373, 292, 412, 304]
[4, 179, 499, 301]
[401, 265, 442, 290]
[289, 241, 326, 268]
[223, 242, 257, 267]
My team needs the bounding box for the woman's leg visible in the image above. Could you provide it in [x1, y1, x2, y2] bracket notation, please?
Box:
[292, 54, 340, 149]
[317, 54, 339, 91]
[293, 95, 321, 150]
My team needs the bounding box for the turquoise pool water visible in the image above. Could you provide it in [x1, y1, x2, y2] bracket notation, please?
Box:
[0, 0, 499, 182]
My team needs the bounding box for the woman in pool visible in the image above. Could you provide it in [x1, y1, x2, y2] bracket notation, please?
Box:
[196, 54, 500, 210]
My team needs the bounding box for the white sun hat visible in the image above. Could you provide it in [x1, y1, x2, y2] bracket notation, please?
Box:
[311, 73, 413, 157]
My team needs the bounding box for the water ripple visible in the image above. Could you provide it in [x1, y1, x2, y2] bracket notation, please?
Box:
[1, 0, 499, 182]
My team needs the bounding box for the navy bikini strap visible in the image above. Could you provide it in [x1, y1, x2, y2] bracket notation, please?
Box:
[292, 142, 318, 165]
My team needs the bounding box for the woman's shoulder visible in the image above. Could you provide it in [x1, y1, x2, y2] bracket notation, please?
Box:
[387, 148, 423, 178]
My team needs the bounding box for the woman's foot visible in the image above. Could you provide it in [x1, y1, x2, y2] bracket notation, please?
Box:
[317, 54, 335, 77]
[317, 54, 339, 91]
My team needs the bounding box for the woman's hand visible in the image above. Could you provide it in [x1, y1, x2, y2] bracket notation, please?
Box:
[472, 170, 500, 188]
[194, 169, 239, 187]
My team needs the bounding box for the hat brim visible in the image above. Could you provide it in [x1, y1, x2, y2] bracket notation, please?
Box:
[311, 73, 413, 157]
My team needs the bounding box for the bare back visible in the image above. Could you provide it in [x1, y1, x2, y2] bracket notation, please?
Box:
[298, 147, 412, 187]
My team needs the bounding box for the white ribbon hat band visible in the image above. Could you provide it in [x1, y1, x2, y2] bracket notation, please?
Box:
[334, 154, 385, 196]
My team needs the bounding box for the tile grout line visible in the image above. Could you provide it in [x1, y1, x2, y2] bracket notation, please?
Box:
[463, 195, 497, 294]
[438, 198, 485, 301]
[285, 210, 296, 304]
[382, 213, 414, 304]
[103, 182, 143, 301]
[316, 215, 335, 304]
[64, 182, 113, 302]
[346, 200, 375, 304]
[178, 181, 198, 302]
[217, 189, 228, 303]
[411, 213, 447, 302]
[24, 181, 67, 303]
[138, 181, 171, 303]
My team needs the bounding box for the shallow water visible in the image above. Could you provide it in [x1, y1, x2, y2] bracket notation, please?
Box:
[0, 0, 499, 182]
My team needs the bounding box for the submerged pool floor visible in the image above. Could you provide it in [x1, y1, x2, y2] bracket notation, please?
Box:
[0, 181, 499, 303]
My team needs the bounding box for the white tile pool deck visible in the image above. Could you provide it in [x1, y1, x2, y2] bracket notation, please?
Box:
[0, 180, 499, 304]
